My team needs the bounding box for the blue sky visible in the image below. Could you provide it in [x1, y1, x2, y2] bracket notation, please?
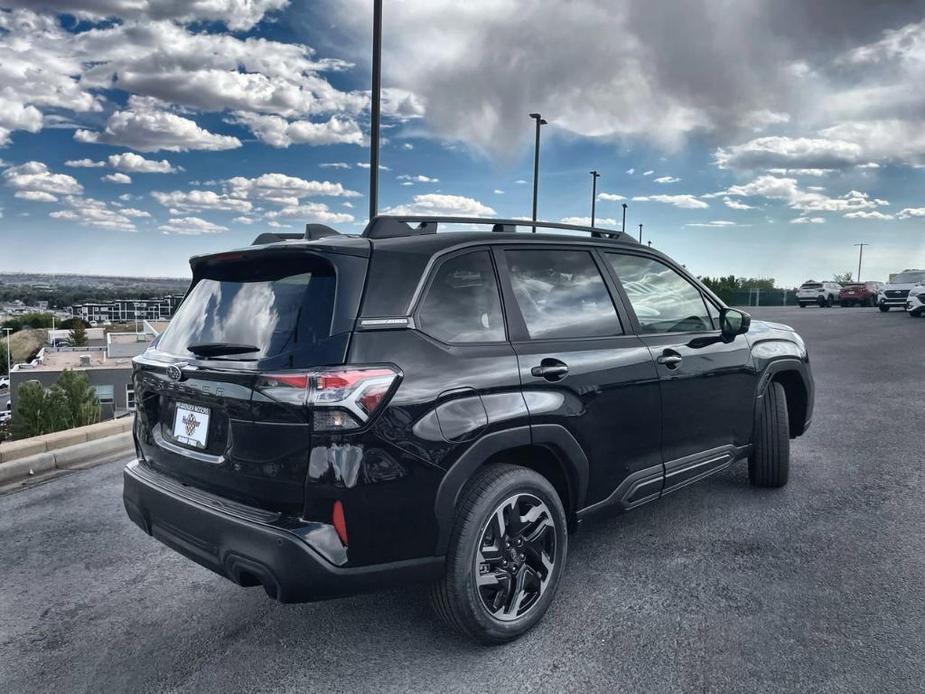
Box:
[1, 1, 923, 286]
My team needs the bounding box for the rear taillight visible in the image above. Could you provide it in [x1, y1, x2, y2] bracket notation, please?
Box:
[256, 366, 400, 431]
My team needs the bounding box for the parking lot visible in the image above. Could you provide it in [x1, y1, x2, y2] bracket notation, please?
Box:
[0, 306, 922, 693]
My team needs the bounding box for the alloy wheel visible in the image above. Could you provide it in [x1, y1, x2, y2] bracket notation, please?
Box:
[474, 493, 557, 622]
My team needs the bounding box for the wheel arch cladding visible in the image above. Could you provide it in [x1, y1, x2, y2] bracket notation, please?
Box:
[433, 425, 589, 553]
[773, 369, 808, 438]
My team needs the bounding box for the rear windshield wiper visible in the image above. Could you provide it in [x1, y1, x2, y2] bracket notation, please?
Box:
[187, 342, 260, 357]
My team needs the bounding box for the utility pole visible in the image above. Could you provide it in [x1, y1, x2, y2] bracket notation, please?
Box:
[854, 243, 869, 282]
[621, 203, 627, 233]
[2, 327, 11, 377]
[638, 223, 643, 244]
[529, 113, 547, 227]
[589, 170, 600, 227]
[368, 0, 383, 222]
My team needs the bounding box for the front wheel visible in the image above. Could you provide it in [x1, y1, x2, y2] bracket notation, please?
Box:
[749, 381, 790, 488]
[430, 464, 568, 644]
[798, 302, 806, 309]
[879, 304, 890, 312]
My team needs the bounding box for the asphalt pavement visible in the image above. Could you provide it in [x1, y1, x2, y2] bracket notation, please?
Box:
[1, 306, 923, 693]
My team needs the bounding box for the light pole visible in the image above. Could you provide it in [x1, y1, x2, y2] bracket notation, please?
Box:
[854, 242, 869, 281]
[638, 223, 643, 244]
[529, 113, 547, 227]
[621, 203, 627, 233]
[368, 0, 383, 222]
[589, 170, 600, 227]
[2, 327, 11, 377]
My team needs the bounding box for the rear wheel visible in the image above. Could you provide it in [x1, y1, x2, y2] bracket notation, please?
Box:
[430, 464, 568, 644]
[749, 381, 790, 488]
[798, 302, 806, 309]
[826, 295, 835, 307]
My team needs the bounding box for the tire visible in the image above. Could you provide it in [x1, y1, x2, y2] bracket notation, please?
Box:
[749, 381, 790, 488]
[826, 295, 834, 308]
[430, 464, 568, 644]
[868, 296, 876, 307]
[879, 304, 890, 312]
[798, 302, 806, 309]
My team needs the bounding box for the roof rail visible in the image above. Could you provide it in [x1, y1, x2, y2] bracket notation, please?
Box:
[362, 215, 629, 241]
[251, 231, 304, 245]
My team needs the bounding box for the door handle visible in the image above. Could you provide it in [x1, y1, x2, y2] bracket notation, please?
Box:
[531, 359, 569, 381]
[656, 350, 683, 368]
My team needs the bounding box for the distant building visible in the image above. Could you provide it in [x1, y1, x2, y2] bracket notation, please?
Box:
[70, 295, 183, 324]
[8, 321, 163, 420]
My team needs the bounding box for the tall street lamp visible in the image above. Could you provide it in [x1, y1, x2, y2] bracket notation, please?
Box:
[638, 223, 643, 244]
[854, 242, 869, 282]
[529, 113, 547, 227]
[621, 203, 627, 233]
[589, 170, 600, 227]
[368, 0, 383, 222]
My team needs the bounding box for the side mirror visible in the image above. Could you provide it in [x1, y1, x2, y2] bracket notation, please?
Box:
[720, 307, 751, 341]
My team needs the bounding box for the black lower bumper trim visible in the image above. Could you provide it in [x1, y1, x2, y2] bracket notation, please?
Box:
[123, 460, 444, 603]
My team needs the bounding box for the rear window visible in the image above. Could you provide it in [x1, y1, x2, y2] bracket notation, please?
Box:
[801, 282, 822, 289]
[156, 254, 336, 360]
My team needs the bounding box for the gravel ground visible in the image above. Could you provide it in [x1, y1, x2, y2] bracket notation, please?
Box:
[1, 306, 923, 694]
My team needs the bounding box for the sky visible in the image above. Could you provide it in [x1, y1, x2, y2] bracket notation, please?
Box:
[0, 0, 923, 287]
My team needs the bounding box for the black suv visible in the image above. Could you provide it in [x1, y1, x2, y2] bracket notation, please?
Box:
[123, 216, 814, 644]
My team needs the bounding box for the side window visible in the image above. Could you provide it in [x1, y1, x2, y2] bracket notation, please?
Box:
[606, 254, 713, 334]
[505, 249, 622, 340]
[417, 250, 505, 343]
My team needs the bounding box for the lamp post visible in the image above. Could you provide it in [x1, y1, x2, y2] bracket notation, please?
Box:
[854, 242, 869, 282]
[638, 223, 643, 244]
[589, 170, 600, 227]
[529, 113, 547, 227]
[621, 203, 627, 233]
[2, 327, 11, 377]
[368, 0, 383, 222]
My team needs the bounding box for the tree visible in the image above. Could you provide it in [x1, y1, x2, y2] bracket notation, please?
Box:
[68, 323, 88, 347]
[59, 317, 89, 331]
[833, 271, 853, 283]
[56, 370, 100, 428]
[10, 381, 68, 440]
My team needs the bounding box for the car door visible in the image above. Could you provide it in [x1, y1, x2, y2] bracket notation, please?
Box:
[603, 251, 757, 494]
[495, 245, 663, 511]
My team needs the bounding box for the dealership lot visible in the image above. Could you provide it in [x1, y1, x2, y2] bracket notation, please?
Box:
[0, 306, 922, 693]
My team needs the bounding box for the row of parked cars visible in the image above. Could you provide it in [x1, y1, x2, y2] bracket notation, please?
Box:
[796, 269, 925, 316]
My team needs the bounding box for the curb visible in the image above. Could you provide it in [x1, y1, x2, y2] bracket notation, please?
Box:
[0, 432, 134, 486]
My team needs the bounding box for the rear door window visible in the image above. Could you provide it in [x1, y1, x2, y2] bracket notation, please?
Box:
[505, 249, 622, 339]
[156, 254, 336, 360]
[417, 250, 505, 343]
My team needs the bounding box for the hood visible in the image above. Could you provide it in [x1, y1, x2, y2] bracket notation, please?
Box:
[749, 319, 795, 333]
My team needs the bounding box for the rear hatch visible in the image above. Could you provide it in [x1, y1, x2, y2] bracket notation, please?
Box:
[133, 242, 368, 514]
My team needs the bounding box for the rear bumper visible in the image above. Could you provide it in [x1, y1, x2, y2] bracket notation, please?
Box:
[122, 460, 443, 603]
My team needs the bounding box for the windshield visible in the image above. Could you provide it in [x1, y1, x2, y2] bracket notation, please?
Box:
[156, 254, 336, 361]
[891, 272, 925, 284]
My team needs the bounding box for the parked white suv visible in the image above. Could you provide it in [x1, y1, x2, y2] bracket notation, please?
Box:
[904, 284, 925, 317]
[797, 280, 842, 308]
[878, 269, 925, 312]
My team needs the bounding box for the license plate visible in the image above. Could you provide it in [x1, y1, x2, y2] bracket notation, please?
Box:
[173, 403, 210, 449]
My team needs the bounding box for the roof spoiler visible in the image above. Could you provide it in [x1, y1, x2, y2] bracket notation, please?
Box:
[362, 215, 628, 241]
[251, 223, 344, 246]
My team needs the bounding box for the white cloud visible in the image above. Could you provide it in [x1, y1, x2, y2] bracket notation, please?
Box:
[15, 190, 58, 203]
[715, 136, 863, 170]
[231, 113, 364, 148]
[320, 162, 352, 169]
[898, 208, 925, 219]
[560, 216, 617, 226]
[226, 173, 361, 205]
[159, 216, 228, 235]
[102, 172, 132, 184]
[76, 98, 241, 152]
[790, 216, 825, 224]
[739, 109, 790, 131]
[152, 190, 253, 213]
[5, 1, 289, 31]
[397, 174, 439, 183]
[65, 158, 105, 168]
[685, 220, 742, 227]
[597, 192, 626, 201]
[719, 175, 889, 214]
[632, 194, 708, 209]
[50, 195, 137, 231]
[653, 176, 680, 184]
[108, 152, 177, 173]
[402, 143, 415, 150]
[723, 197, 756, 210]
[493, 189, 505, 194]
[3, 161, 83, 197]
[356, 162, 390, 170]
[625, 168, 635, 174]
[642, 170, 654, 176]
[844, 210, 894, 220]
[384, 193, 495, 217]
[264, 202, 354, 224]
